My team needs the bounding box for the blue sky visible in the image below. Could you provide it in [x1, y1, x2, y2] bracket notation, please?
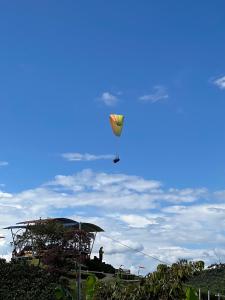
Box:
[0, 1, 225, 273]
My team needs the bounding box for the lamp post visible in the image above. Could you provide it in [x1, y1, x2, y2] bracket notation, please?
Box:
[138, 265, 145, 276]
[118, 264, 124, 279]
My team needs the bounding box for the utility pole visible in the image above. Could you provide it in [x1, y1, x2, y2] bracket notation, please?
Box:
[208, 290, 210, 300]
[199, 288, 201, 300]
[77, 222, 82, 300]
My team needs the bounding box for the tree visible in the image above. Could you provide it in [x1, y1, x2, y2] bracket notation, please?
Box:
[93, 259, 201, 300]
[13, 220, 92, 274]
[0, 258, 58, 300]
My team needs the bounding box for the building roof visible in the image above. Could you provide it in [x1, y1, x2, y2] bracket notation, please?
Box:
[4, 218, 104, 233]
[3, 225, 27, 230]
[17, 218, 75, 225]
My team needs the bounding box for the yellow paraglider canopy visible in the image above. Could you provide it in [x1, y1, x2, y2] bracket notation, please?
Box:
[109, 114, 124, 136]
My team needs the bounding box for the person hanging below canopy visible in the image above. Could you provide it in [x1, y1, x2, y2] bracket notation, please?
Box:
[109, 114, 124, 163]
[113, 156, 120, 163]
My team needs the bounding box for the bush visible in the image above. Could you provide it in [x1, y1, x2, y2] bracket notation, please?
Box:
[0, 259, 58, 300]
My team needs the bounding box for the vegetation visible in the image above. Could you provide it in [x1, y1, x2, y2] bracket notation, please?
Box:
[92, 259, 202, 300]
[85, 256, 115, 274]
[0, 258, 58, 300]
[186, 263, 225, 298]
[1, 255, 225, 299]
[3, 221, 225, 299]
[14, 221, 91, 274]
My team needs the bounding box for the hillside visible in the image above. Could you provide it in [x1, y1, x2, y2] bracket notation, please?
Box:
[187, 266, 225, 297]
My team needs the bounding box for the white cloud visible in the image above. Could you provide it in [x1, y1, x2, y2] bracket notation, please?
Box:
[62, 152, 114, 162]
[0, 161, 8, 167]
[99, 92, 119, 106]
[98, 235, 144, 255]
[0, 191, 13, 198]
[139, 86, 168, 103]
[0, 169, 224, 274]
[214, 190, 225, 200]
[213, 76, 225, 90]
[118, 214, 159, 228]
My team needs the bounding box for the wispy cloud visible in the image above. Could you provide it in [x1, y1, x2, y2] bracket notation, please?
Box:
[139, 85, 168, 103]
[62, 152, 114, 161]
[213, 76, 225, 90]
[99, 92, 119, 106]
[0, 161, 8, 167]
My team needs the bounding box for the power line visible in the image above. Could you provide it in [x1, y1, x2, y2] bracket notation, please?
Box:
[102, 234, 171, 266]
[72, 223, 170, 265]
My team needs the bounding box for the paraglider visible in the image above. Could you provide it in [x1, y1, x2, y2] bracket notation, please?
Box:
[109, 114, 124, 163]
[113, 156, 120, 163]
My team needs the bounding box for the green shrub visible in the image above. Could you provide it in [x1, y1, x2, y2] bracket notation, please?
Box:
[0, 258, 58, 300]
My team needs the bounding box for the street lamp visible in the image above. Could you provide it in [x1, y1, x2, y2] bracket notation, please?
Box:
[118, 264, 124, 279]
[138, 265, 145, 276]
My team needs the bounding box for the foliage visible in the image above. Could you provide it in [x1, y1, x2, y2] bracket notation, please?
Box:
[24, 221, 90, 255]
[55, 286, 72, 300]
[93, 259, 205, 300]
[85, 256, 115, 274]
[14, 221, 92, 274]
[1, 244, 218, 300]
[186, 287, 198, 300]
[93, 279, 141, 300]
[0, 258, 80, 300]
[186, 264, 225, 296]
[0, 258, 58, 300]
[55, 277, 77, 300]
[85, 274, 97, 300]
